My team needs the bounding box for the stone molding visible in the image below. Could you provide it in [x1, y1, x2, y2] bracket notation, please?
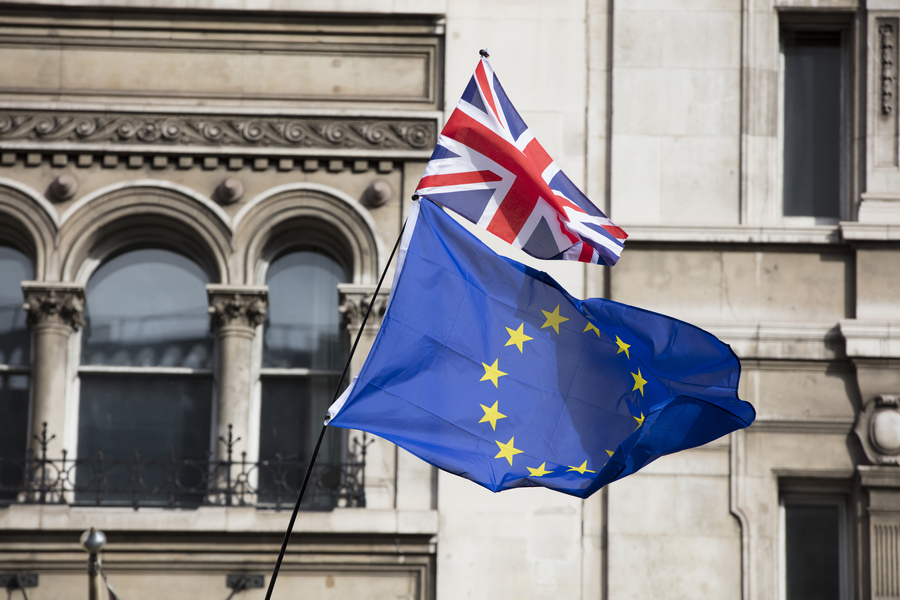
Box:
[338, 284, 391, 331]
[206, 285, 268, 332]
[702, 322, 844, 361]
[620, 224, 841, 245]
[0, 112, 436, 158]
[20, 282, 85, 331]
[840, 320, 900, 358]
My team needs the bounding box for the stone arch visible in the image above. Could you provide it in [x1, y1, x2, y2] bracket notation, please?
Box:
[234, 183, 384, 286]
[0, 178, 58, 281]
[58, 180, 232, 285]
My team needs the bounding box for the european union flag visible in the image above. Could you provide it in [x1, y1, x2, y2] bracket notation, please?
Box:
[327, 199, 755, 498]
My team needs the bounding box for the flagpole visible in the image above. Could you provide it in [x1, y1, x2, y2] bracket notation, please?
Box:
[263, 211, 410, 600]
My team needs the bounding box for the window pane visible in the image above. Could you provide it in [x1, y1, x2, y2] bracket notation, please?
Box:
[0, 246, 32, 365]
[785, 502, 841, 600]
[263, 251, 347, 369]
[0, 247, 32, 495]
[258, 375, 343, 507]
[82, 249, 212, 368]
[0, 373, 29, 500]
[77, 373, 213, 505]
[783, 30, 842, 218]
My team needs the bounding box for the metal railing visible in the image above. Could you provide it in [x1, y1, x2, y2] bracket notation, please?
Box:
[0, 423, 369, 510]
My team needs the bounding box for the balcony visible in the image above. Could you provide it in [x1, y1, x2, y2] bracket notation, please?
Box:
[0, 423, 369, 510]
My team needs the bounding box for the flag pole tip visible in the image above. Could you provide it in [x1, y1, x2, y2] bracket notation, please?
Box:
[479, 48, 490, 58]
[411, 194, 420, 201]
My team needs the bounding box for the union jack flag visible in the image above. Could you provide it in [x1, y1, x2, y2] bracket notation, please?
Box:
[415, 57, 628, 266]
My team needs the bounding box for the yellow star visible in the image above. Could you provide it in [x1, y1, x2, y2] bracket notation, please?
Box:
[584, 322, 600, 337]
[633, 412, 645, 429]
[631, 369, 647, 396]
[505, 323, 533, 353]
[478, 401, 507, 431]
[527, 462, 553, 477]
[606, 449, 615, 457]
[615, 335, 631, 359]
[494, 436, 523, 465]
[480, 359, 507, 387]
[541, 305, 569, 334]
[567, 461, 596, 475]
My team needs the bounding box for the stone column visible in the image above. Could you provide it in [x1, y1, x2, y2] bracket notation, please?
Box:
[337, 284, 393, 508]
[206, 285, 267, 493]
[21, 282, 85, 459]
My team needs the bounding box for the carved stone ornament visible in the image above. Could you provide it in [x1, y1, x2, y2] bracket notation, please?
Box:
[214, 177, 243, 205]
[361, 179, 393, 208]
[47, 173, 78, 202]
[338, 284, 390, 331]
[21, 282, 86, 331]
[881, 20, 897, 116]
[855, 394, 900, 465]
[206, 285, 268, 331]
[0, 112, 436, 151]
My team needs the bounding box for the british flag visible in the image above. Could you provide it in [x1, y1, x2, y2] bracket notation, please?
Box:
[415, 57, 627, 266]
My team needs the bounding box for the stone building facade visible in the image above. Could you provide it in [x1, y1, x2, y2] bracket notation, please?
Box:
[0, 1, 898, 599]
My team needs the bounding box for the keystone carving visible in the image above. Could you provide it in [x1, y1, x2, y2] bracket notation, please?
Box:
[338, 284, 390, 331]
[206, 286, 268, 331]
[21, 283, 86, 331]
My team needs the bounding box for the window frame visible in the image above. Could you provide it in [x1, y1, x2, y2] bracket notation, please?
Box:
[777, 11, 855, 225]
[69, 245, 218, 492]
[252, 242, 352, 506]
[779, 484, 854, 600]
[0, 244, 34, 481]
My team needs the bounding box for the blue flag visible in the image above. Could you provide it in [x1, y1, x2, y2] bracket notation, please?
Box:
[327, 199, 754, 498]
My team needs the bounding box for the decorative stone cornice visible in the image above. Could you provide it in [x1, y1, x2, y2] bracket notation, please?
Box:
[338, 284, 390, 331]
[0, 111, 436, 153]
[20, 282, 85, 331]
[206, 285, 268, 332]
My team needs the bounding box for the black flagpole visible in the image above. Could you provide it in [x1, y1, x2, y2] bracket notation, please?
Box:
[263, 212, 409, 600]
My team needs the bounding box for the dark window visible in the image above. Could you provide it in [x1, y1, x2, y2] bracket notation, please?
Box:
[784, 499, 844, 600]
[258, 250, 347, 506]
[77, 249, 213, 505]
[782, 28, 846, 219]
[0, 247, 32, 498]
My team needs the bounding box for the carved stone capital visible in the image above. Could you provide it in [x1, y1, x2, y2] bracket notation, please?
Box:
[21, 282, 86, 332]
[338, 284, 390, 332]
[206, 285, 268, 332]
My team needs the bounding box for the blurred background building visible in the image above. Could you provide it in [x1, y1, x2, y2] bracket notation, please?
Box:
[0, 1, 898, 599]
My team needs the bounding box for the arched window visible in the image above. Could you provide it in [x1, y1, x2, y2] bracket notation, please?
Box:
[0, 246, 33, 498]
[78, 248, 213, 505]
[258, 249, 348, 505]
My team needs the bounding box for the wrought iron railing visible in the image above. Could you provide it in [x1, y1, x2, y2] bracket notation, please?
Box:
[0, 423, 370, 510]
